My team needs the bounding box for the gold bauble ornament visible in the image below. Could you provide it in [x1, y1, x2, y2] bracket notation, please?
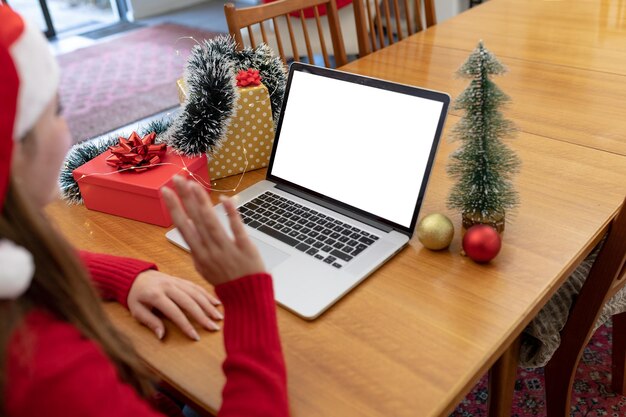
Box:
[417, 213, 455, 250]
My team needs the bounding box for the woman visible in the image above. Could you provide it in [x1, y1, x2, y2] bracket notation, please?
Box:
[0, 5, 289, 416]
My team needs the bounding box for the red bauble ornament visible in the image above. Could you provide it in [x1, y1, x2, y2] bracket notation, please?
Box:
[462, 224, 502, 263]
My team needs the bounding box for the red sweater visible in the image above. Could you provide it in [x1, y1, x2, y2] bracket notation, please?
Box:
[5, 252, 289, 417]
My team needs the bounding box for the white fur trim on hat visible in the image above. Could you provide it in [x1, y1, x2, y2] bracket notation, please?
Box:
[10, 17, 59, 142]
[0, 239, 35, 299]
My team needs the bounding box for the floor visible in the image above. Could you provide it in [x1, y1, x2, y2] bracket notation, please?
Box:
[12, 0, 119, 36]
[49, 0, 251, 55]
[48, 0, 239, 141]
[139, 1, 246, 34]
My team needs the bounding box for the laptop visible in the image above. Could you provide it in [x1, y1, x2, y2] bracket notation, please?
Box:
[166, 62, 450, 319]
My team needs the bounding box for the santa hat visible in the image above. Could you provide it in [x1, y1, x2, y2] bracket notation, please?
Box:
[0, 5, 57, 298]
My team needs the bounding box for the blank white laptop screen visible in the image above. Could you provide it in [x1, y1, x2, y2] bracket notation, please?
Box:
[270, 71, 444, 228]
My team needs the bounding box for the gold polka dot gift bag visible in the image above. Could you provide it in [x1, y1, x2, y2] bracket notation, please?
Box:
[177, 68, 276, 181]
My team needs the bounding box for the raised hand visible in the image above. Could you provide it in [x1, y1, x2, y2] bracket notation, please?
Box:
[161, 176, 266, 287]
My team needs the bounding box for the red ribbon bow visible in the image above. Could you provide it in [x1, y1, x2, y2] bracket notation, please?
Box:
[236, 68, 262, 87]
[106, 131, 167, 172]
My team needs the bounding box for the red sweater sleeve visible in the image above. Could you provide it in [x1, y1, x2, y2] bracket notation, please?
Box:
[6, 275, 288, 417]
[215, 274, 290, 417]
[78, 250, 156, 308]
[6, 311, 169, 417]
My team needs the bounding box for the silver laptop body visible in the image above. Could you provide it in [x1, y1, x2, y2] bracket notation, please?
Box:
[167, 63, 450, 319]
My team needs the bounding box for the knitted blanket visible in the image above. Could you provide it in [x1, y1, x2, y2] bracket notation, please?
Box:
[520, 237, 626, 368]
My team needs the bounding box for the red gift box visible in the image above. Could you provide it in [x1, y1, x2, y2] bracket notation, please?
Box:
[73, 149, 210, 227]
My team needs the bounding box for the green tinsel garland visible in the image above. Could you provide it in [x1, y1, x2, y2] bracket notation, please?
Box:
[167, 36, 287, 156]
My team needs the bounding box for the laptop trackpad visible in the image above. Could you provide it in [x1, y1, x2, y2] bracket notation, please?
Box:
[250, 237, 290, 270]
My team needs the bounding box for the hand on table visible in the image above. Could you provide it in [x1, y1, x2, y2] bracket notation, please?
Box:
[127, 269, 223, 341]
[161, 175, 266, 287]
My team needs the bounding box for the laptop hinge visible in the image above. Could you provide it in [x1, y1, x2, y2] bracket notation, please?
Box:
[275, 183, 394, 233]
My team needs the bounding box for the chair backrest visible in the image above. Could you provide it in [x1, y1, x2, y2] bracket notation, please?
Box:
[557, 196, 626, 350]
[224, 0, 348, 68]
[352, 0, 436, 57]
[487, 197, 626, 416]
[543, 196, 626, 408]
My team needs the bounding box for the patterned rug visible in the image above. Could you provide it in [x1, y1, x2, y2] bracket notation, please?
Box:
[57, 23, 224, 143]
[450, 320, 626, 417]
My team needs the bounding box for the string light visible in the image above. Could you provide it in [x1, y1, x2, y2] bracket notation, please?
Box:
[206, 147, 250, 193]
[76, 148, 250, 194]
[174, 36, 202, 60]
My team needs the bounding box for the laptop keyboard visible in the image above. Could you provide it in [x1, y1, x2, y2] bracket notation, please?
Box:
[237, 191, 379, 269]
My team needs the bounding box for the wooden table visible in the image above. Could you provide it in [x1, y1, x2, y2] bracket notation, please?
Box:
[47, 1, 626, 416]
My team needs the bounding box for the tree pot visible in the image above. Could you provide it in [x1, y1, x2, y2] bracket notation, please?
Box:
[461, 211, 506, 235]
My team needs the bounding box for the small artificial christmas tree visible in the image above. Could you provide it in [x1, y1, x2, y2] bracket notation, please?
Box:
[447, 41, 521, 232]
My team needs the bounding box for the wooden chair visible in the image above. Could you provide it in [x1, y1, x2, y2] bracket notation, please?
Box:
[489, 196, 626, 416]
[224, 0, 348, 68]
[352, 0, 436, 57]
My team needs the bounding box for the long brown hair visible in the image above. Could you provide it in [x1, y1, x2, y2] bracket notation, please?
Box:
[0, 178, 154, 412]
